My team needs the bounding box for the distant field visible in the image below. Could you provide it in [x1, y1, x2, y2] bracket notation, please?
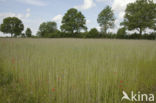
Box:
[0, 38, 156, 103]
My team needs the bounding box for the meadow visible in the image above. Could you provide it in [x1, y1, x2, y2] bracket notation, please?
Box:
[0, 38, 156, 103]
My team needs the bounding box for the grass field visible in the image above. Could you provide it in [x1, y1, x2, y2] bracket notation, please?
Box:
[0, 38, 156, 103]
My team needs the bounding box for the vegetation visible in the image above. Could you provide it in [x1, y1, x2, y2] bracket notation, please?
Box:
[0, 38, 156, 103]
[61, 8, 87, 34]
[86, 28, 99, 38]
[0, 17, 24, 37]
[25, 28, 32, 37]
[117, 27, 126, 39]
[37, 22, 58, 37]
[0, 60, 39, 103]
[0, 0, 156, 40]
[121, 0, 156, 35]
[97, 6, 115, 34]
[0, 0, 156, 102]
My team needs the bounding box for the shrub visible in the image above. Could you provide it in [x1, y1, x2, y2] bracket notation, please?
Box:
[86, 28, 99, 38]
[117, 27, 126, 39]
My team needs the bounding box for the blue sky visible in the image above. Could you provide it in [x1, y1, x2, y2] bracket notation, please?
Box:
[0, 0, 155, 36]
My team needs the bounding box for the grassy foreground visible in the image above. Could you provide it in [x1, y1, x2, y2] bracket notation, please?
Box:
[0, 38, 156, 103]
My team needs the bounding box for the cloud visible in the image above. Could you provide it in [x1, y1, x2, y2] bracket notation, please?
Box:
[111, 0, 156, 33]
[52, 14, 63, 29]
[0, 12, 16, 18]
[52, 14, 63, 23]
[96, 0, 113, 3]
[96, 26, 101, 31]
[16, 0, 47, 6]
[75, 0, 96, 10]
[86, 19, 91, 24]
[0, 12, 26, 20]
[0, 8, 31, 21]
[111, 0, 136, 32]
[26, 8, 31, 12]
[25, 8, 31, 18]
[112, 0, 136, 13]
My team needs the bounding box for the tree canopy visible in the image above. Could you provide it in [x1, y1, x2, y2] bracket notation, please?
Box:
[87, 28, 99, 38]
[37, 21, 57, 37]
[25, 28, 32, 37]
[0, 17, 24, 37]
[117, 27, 126, 38]
[97, 6, 115, 34]
[121, 0, 156, 35]
[61, 8, 87, 34]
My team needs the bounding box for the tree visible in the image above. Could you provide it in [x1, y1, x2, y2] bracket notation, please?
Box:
[61, 8, 87, 34]
[97, 6, 115, 34]
[117, 27, 126, 38]
[0, 17, 24, 37]
[25, 28, 32, 37]
[87, 28, 99, 38]
[37, 22, 57, 37]
[121, 0, 156, 35]
[21, 33, 25, 38]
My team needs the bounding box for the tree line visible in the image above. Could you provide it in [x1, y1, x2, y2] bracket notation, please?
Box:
[0, 0, 156, 39]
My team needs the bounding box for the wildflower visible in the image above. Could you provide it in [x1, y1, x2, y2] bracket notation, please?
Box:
[52, 88, 55, 92]
[12, 58, 15, 64]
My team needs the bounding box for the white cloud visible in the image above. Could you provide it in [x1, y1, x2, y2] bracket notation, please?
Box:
[96, 0, 113, 3]
[86, 19, 91, 24]
[75, 0, 96, 10]
[112, 0, 136, 12]
[16, 0, 47, 6]
[52, 14, 63, 23]
[112, 0, 156, 33]
[0, 8, 31, 20]
[111, 0, 136, 33]
[26, 8, 31, 18]
[0, 12, 16, 18]
[0, 12, 26, 19]
[26, 8, 31, 12]
[25, 13, 30, 18]
[52, 14, 63, 29]
[96, 26, 101, 31]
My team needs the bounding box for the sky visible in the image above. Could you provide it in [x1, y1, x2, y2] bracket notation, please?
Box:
[0, 0, 155, 36]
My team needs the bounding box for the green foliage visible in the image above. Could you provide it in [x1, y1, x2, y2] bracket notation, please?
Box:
[61, 8, 87, 34]
[0, 67, 13, 86]
[0, 39, 156, 103]
[37, 21, 57, 37]
[121, 0, 156, 35]
[47, 30, 61, 38]
[86, 28, 99, 38]
[0, 17, 24, 37]
[0, 82, 39, 103]
[25, 28, 32, 37]
[117, 27, 126, 38]
[0, 61, 39, 103]
[97, 6, 115, 34]
[21, 33, 26, 38]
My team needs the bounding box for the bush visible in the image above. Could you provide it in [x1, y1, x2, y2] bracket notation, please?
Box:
[48, 31, 61, 38]
[117, 27, 126, 39]
[86, 28, 99, 38]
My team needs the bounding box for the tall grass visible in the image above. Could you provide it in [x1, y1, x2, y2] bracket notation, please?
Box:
[0, 38, 156, 103]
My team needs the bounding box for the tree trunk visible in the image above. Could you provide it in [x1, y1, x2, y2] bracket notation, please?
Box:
[139, 28, 142, 35]
[102, 26, 107, 35]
